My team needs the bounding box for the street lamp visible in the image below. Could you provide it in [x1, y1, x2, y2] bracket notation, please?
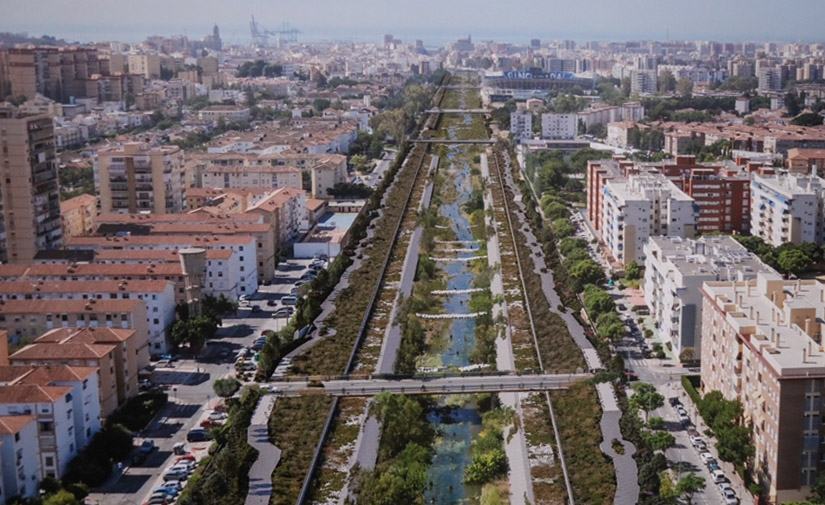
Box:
[172, 386, 178, 403]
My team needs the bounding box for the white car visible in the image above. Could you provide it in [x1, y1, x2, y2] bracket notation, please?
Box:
[208, 411, 228, 421]
[711, 469, 726, 484]
[718, 482, 732, 493]
[699, 452, 714, 464]
[723, 489, 739, 505]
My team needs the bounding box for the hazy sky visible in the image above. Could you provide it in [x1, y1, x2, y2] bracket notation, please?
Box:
[2, 0, 824, 46]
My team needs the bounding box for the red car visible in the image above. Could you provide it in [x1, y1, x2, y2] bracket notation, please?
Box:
[624, 369, 639, 381]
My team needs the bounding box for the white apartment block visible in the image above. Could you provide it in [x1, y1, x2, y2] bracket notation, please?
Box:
[67, 235, 259, 299]
[198, 106, 251, 123]
[577, 102, 644, 131]
[630, 69, 657, 94]
[540, 113, 578, 140]
[701, 274, 825, 502]
[600, 174, 697, 265]
[0, 415, 40, 502]
[510, 110, 533, 140]
[750, 173, 825, 246]
[202, 164, 302, 191]
[643, 236, 776, 360]
[0, 280, 175, 353]
[0, 385, 77, 479]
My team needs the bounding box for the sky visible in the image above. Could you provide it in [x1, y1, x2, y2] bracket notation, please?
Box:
[2, 0, 824, 46]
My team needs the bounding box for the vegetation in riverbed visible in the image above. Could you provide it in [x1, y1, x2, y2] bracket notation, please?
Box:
[355, 394, 435, 505]
[551, 382, 616, 505]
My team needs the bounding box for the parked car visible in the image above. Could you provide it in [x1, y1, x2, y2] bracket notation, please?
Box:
[151, 489, 175, 500]
[186, 428, 211, 442]
[723, 489, 739, 505]
[718, 482, 733, 493]
[706, 459, 720, 471]
[139, 439, 155, 454]
[156, 359, 174, 368]
[139, 379, 153, 391]
[266, 299, 276, 306]
[281, 296, 298, 306]
[208, 411, 228, 422]
[700, 452, 714, 464]
[689, 435, 704, 447]
[173, 442, 186, 455]
[623, 369, 639, 381]
[669, 397, 681, 407]
[251, 305, 262, 313]
[154, 486, 179, 497]
[160, 481, 183, 492]
[679, 413, 691, 425]
[711, 469, 727, 484]
[163, 469, 189, 482]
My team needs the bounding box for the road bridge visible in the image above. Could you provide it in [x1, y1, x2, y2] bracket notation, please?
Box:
[412, 138, 495, 145]
[268, 373, 590, 397]
[426, 108, 490, 114]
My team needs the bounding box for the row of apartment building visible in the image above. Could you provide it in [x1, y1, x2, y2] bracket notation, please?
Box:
[637, 232, 825, 502]
[586, 154, 825, 269]
[585, 157, 825, 501]
[511, 101, 645, 140]
[0, 320, 157, 501]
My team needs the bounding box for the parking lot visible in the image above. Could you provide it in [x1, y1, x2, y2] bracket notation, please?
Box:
[86, 256, 326, 505]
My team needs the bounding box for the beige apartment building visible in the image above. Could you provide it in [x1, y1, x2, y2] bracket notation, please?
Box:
[0, 106, 63, 263]
[126, 54, 161, 80]
[60, 194, 97, 239]
[310, 159, 348, 199]
[96, 143, 186, 214]
[10, 327, 144, 417]
[0, 298, 148, 351]
[701, 273, 825, 503]
[5, 47, 101, 101]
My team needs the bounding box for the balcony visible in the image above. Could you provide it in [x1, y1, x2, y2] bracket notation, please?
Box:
[39, 434, 56, 448]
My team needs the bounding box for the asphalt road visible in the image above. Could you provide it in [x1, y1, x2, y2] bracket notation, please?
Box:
[86, 258, 318, 505]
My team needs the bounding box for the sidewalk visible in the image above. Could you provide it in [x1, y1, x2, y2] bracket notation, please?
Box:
[506, 147, 640, 505]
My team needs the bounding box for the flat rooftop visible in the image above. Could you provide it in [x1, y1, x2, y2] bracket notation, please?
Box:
[703, 274, 825, 377]
[302, 212, 358, 244]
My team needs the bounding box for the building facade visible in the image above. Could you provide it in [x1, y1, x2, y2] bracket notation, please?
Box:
[540, 113, 577, 140]
[701, 274, 825, 503]
[750, 172, 825, 246]
[59, 194, 97, 240]
[600, 173, 698, 265]
[0, 107, 63, 263]
[643, 236, 776, 360]
[96, 143, 186, 214]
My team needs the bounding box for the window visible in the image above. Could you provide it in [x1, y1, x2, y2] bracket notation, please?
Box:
[45, 456, 54, 467]
[39, 421, 53, 432]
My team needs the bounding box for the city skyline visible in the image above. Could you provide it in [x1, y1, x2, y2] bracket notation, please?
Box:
[3, 0, 825, 45]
